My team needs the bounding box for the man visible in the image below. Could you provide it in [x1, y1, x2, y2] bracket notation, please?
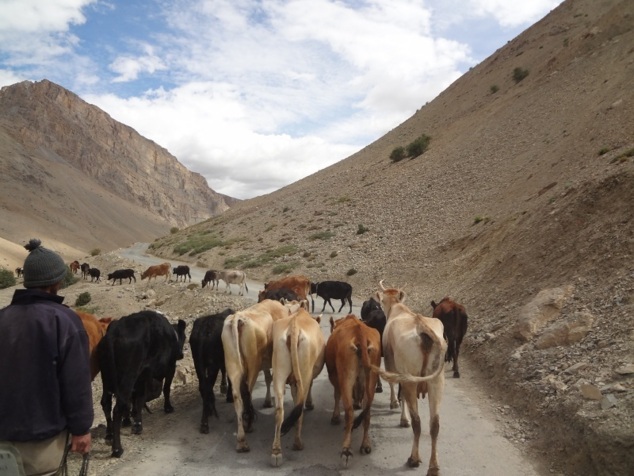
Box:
[0, 239, 93, 476]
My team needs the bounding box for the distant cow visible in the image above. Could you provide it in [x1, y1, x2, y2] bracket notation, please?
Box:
[310, 281, 353, 314]
[81, 263, 90, 280]
[97, 310, 187, 458]
[218, 269, 248, 295]
[431, 297, 468, 378]
[326, 314, 381, 466]
[15, 267, 23, 278]
[70, 260, 80, 274]
[88, 268, 101, 282]
[172, 265, 191, 283]
[141, 262, 171, 282]
[107, 269, 136, 286]
[259, 287, 299, 303]
[76, 310, 113, 380]
[270, 306, 325, 466]
[201, 270, 219, 290]
[260, 275, 311, 305]
[190, 308, 234, 434]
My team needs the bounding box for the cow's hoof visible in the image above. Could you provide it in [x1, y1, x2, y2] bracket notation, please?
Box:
[453, 372, 461, 378]
[132, 423, 143, 435]
[407, 457, 421, 468]
[341, 448, 353, 468]
[353, 403, 361, 410]
[200, 424, 209, 434]
[111, 448, 123, 458]
[375, 386, 383, 394]
[400, 420, 410, 428]
[236, 443, 250, 453]
[270, 453, 283, 467]
[122, 417, 131, 427]
[390, 401, 400, 410]
[426, 467, 440, 476]
[262, 401, 273, 409]
[331, 416, 341, 425]
[305, 402, 314, 411]
[360, 444, 371, 455]
[292, 441, 304, 451]
[164, 405, 175, 414]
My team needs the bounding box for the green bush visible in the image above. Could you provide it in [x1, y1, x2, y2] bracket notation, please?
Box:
[309, 231, 334, 241]
[512, 67, 529, 83]
[357, 224, 369, 235]
[170, 227, 180, 234]
[90, 248, 101, 256]
[272, 262, 298, 274]
[61, 268, 79, 289]
[346, 268, 357, 276]
[330, 251, 338, 258]
[390, 146, 406, 163]
[406, 134, 431, 159]
[75, 292, 92, 307]
[0, 268, 16, 289]
[490, 84, 499, 94]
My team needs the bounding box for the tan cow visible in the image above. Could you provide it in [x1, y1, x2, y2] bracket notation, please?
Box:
[370, 281, 447, 476]
[270, 306, 325, 467]
[221, 299, 298, 452]
[141, 262, 171, 282]
[325, 314, 381, 467]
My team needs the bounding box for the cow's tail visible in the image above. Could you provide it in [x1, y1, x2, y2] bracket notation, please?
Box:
[353, 325, 374, 430]
[244, 279, 248, 293]
[99, 331, 120, 400]
[281, 315, 304, 435]
[230, 315, 244, 375]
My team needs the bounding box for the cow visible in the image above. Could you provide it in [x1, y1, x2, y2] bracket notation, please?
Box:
[88, 268, 101, 282]
[15, 267, 23, 278]
[141, 262, 171, 282]
[97, 310, 187, 458]
[260, 275, 311, 305]
[310, 280, 353, 314]
[172, 265, 191, 283]
[370, 281, 447, 474]
[70, 260, 80, 274]
[201, 270, 219, 290]
[270, 306, 325, 467]
[80, 262, 90, 280]
[218, 269, 248, 295]
[431, 297, 468, 378]
[325, 314, 381, 467]
[190, 308, 234, 434]
[75, 310, 113, 380]
[360, 296, 392, 399]
[107, 269, 136, 286]
[258, 287, 299, 303]
[221, 299, 300, 452]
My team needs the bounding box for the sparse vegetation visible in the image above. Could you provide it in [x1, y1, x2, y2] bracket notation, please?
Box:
[272, 262, 298, 274]
[490, 84, 499, 94]
[406, 134, 431, 159]
[173, 232, 238, 256]
[473, 216, 490, 225]
[330, 251, 338, 258]
[390, 146, 406, 162]
[357, 224, 369, 235]
[598, 147, 610, 156]
[0, 268, 16, 289]
[170, 227, 180, 234]
[346, 268, 357, 276]
[61, 269, 79, 289]
[309, 230, 334, 241]
[75, 292, 92, 307]
[512, 67, 529, 83]
[90, 248, 101, 256]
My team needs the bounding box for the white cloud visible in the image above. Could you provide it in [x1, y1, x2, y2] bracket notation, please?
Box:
[110, 44, 168, 83]
[0, 0, 92, 32]
[468, 0, 562, 28]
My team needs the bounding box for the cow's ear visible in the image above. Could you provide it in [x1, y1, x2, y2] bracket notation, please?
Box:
[373, 290, 382, 303]
[399, 291, 406, 302]
[431, 300, 437, 309]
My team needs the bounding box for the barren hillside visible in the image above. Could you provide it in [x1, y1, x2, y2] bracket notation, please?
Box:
[146, 0, 633, 474]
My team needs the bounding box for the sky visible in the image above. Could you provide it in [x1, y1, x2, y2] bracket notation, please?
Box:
[0, 0, 563, 199]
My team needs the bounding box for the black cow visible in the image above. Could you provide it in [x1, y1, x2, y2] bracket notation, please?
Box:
[88, 268, 101, 282]
[431, 297, 469, 378]
[15, 267, 23, 278]
[97, 310, 187, 458]
[258, 287, 299, 303]
[107, 269, 136, 286]
[310, 280, 353, 313]
[201, 270, 219, 290]
[361, 296, 387, 394]
[190, 308, 234, 434]
[81, 262, 90, 280]
[172, 265, 191, 283]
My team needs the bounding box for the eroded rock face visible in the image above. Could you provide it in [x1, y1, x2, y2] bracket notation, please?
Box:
[513, 285, 575, 341]
[535, 310, 594, 349]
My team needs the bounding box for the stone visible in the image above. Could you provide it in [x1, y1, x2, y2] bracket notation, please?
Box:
[579, 383, 602, 400]
[535, 310, 594, 349]
[513, 286, 575, 341]
[601, 394, 617, 410]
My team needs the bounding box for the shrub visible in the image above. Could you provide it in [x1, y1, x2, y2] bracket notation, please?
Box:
[406, 134, 431, 159]
[512, 67, 529, 83]
[390, 146, 406, 163]
[272, 262, 298, 274]
[170, 227, 180, 234]
[346, 268, 357, 276]
[0, 268, 16, 289]
[357, 224, 369, 235]
[61, 268, 79, 289]
[75, 292, 92, 307]
[330, 251, 338, 258]
[490, 85, 499, 94]
[309, 231, 334, 241]
[90, 248, 101, 256]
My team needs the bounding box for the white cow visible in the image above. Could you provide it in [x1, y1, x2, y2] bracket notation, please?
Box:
[371, 281, 447, 476]
[218, 269, 248, 295]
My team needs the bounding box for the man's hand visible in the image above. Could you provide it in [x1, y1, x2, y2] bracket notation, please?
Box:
[70, 433, 91, 454]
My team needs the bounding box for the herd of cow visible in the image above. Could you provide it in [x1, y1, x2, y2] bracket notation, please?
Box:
[76, 269, 468, 475]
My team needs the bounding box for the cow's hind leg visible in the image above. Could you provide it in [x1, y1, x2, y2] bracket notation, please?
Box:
[402, 383, 422, 468]
[426, 379, 444, 476]
[100, 392, 114, 443]
[262, 368, 273, 408]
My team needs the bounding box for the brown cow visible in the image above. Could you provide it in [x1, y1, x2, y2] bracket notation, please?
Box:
[75, 310, 113, 380]
[141, 262, 171, 282]
[270, 305, 325, 466]
[371, 281, 447, 475]
[69, 260, 80, 274]
[221, 299, 301, 452]
[259, 275, 312, 306]
[431, 297, 468, 378]
[326, 314, 381, 467]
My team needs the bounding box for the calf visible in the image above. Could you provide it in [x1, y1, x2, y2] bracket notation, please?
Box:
[172, 265, 191, 282]
[258, 287, 299, 303]
[431, 297, 468, 378]
[371, 281, 447, 474]
[141, 262, 171, 282]
[70, 260, 80, 274]
[190, 308, 234, 434]
[218, 269, 248, 295]
[261, 275, 312, 307]
[201, 270, 219, 290]
[80, 262, 90, 280]
[326, 315, 381, 467]
[270, 306, 325, 466]
[97, 310, 187, 458]
[107, 269, 136, 286]
[88, 268, 101, 282]
[221, 299, 298, 452]
[310, 281, 353, 314]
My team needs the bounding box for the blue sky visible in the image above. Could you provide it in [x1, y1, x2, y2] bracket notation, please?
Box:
[0, 0, 563, 199]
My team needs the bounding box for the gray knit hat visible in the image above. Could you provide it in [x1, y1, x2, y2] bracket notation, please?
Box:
[22, 238, 67, 288]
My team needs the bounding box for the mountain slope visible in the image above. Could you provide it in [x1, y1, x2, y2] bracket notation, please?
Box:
[148, 0, 633, 473]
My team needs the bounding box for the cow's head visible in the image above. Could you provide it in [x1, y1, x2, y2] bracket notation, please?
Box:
[173, 319, 187, 360]
[376, 280, 405, 318]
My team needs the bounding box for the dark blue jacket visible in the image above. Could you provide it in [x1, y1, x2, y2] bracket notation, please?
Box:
[0, 289, 93, 441]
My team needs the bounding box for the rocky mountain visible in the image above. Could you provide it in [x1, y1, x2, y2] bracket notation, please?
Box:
[146, 0, 633, 474]
[0, 79, 237, 263]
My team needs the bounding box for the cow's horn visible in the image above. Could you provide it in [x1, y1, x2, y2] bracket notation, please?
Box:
[379, 280, 387, 290]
